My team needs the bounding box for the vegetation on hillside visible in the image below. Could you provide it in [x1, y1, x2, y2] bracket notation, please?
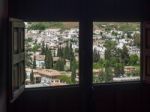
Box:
[26, 22, 79, 30]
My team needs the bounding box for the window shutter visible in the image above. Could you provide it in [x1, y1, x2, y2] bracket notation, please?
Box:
[9, 18, 25, 102]
[142, 22, 150, 84]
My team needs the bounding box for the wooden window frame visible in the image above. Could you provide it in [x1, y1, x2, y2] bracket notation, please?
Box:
[9, 19, 150, 104]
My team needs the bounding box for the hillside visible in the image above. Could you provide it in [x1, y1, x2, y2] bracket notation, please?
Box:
[93, 22, 140, 31]
[26, 22, 79, 30]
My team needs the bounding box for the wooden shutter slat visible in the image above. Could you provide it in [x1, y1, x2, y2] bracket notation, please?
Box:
[142, 22, 150, 84]
[9, 18, 25, 102]
[13, 53, 25, 64]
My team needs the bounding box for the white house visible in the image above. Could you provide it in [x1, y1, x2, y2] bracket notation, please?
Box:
[34, 55, 45, 68]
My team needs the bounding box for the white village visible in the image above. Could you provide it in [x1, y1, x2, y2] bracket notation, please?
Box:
[25, 22, 140, 87]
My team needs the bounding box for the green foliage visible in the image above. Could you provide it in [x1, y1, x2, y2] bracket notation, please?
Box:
[93, 22, 140, 31]
[45, 49, 53, 69]
[33, 56, 36, 69]
[41, 41, 45, 55]
[27, 22, 66, 30]
[26, 37, 33, 42]
[25, 38, 33, 67]
[93, 69, 105, 83]
[71, 56, 77, 83]
[121, 45, 130, 65]
[104, 40, 117, 60]
[93, 49, 100, 63]
[54, 58, 65, 71]
[28, 23, 47, 30]
[30, 70, 34, 84]
[63, 42, 70, 59]
[114, 63, 124, 77]
[93, 59, 105, 69]
[104, 67, 113, 82]
[133, 33, 140, 48]
[32, 44, 40, 53]
[111, 31, 118, 36]
[62, 41, 74, 60]
[129, 54, 139, 65]
[58, 75, 72, 84]
[57, 47, 63, 57]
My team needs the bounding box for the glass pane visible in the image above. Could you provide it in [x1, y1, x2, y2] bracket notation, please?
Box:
[93, 22, 140, 83]
[25, 22, 79, 87]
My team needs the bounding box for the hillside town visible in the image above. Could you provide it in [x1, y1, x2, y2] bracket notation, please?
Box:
[25, 22, 140, 87]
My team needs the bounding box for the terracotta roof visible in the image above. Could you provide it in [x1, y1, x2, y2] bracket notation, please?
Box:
[36, 69, 61, 77]
[35, 55, 45, 61]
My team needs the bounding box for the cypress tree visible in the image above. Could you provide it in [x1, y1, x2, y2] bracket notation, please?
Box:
[54, 58, 64, 71]
[30, 70, 34, 84]
[45, 49, 53, 69]
[45, 44, 48, 54]
[41, 41, 45, 55]
[33, 55, 36, 69]
[121, 45, 129, 65]
[71, 55, 77, 83]
[57, 47, 63, 58]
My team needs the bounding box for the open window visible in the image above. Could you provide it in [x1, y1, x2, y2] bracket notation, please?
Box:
[93, 22, 141, 83]
[8, 19, 150, 102]
[24, 22, 79, 88]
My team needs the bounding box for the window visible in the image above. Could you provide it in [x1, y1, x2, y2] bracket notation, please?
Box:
[24, 22, 79, 88]
[9, 18, 150, 102]
[93, 22, 141, 83]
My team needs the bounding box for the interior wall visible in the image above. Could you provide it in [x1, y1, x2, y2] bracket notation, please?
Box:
[11, 83, 150, 112]
[10, 0, 148, 21]
[0, 0, 8, 112]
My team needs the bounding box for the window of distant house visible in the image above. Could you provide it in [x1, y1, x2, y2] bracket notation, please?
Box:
[93, 22, 141, 83]
[25, 22, 79, 88]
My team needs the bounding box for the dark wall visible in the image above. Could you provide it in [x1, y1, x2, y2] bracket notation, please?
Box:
[0, 0, 8, 112]
[11, 83, 150, 112]
[10, 0, 150, 21]
[11, 87, 82, 112]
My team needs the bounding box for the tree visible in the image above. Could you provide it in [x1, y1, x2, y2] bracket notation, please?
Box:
[104, 60, 113, 82]
[57, 47, 63, 57]
[58, 75, 72, 84]
[63, 41, 70, 59]
[121, 45, 130, 65]
[41, 41, 45, 55]
[133, 33, 140, 48]
[30, 70, 34, 84]
[33, 55, 36, 69]
[45, 44, 49, 54]
[25, 38, 33, 67]
[93, 49, 100, 63]
[114, 63, 124, 77]
[104, 40, 117, 60]
[54, 58, 65, 71]
[69, 43, 74, 61]
[71, 56, 77, 83]
[32, 44, 40, 53]
[45, 49, 53, 69]
[103, 40, 118, 82]
[129, 54, 139, 65]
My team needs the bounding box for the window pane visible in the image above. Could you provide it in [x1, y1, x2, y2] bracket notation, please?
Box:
[93, 22, 140, 83]
[25, 22, 79, 88]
